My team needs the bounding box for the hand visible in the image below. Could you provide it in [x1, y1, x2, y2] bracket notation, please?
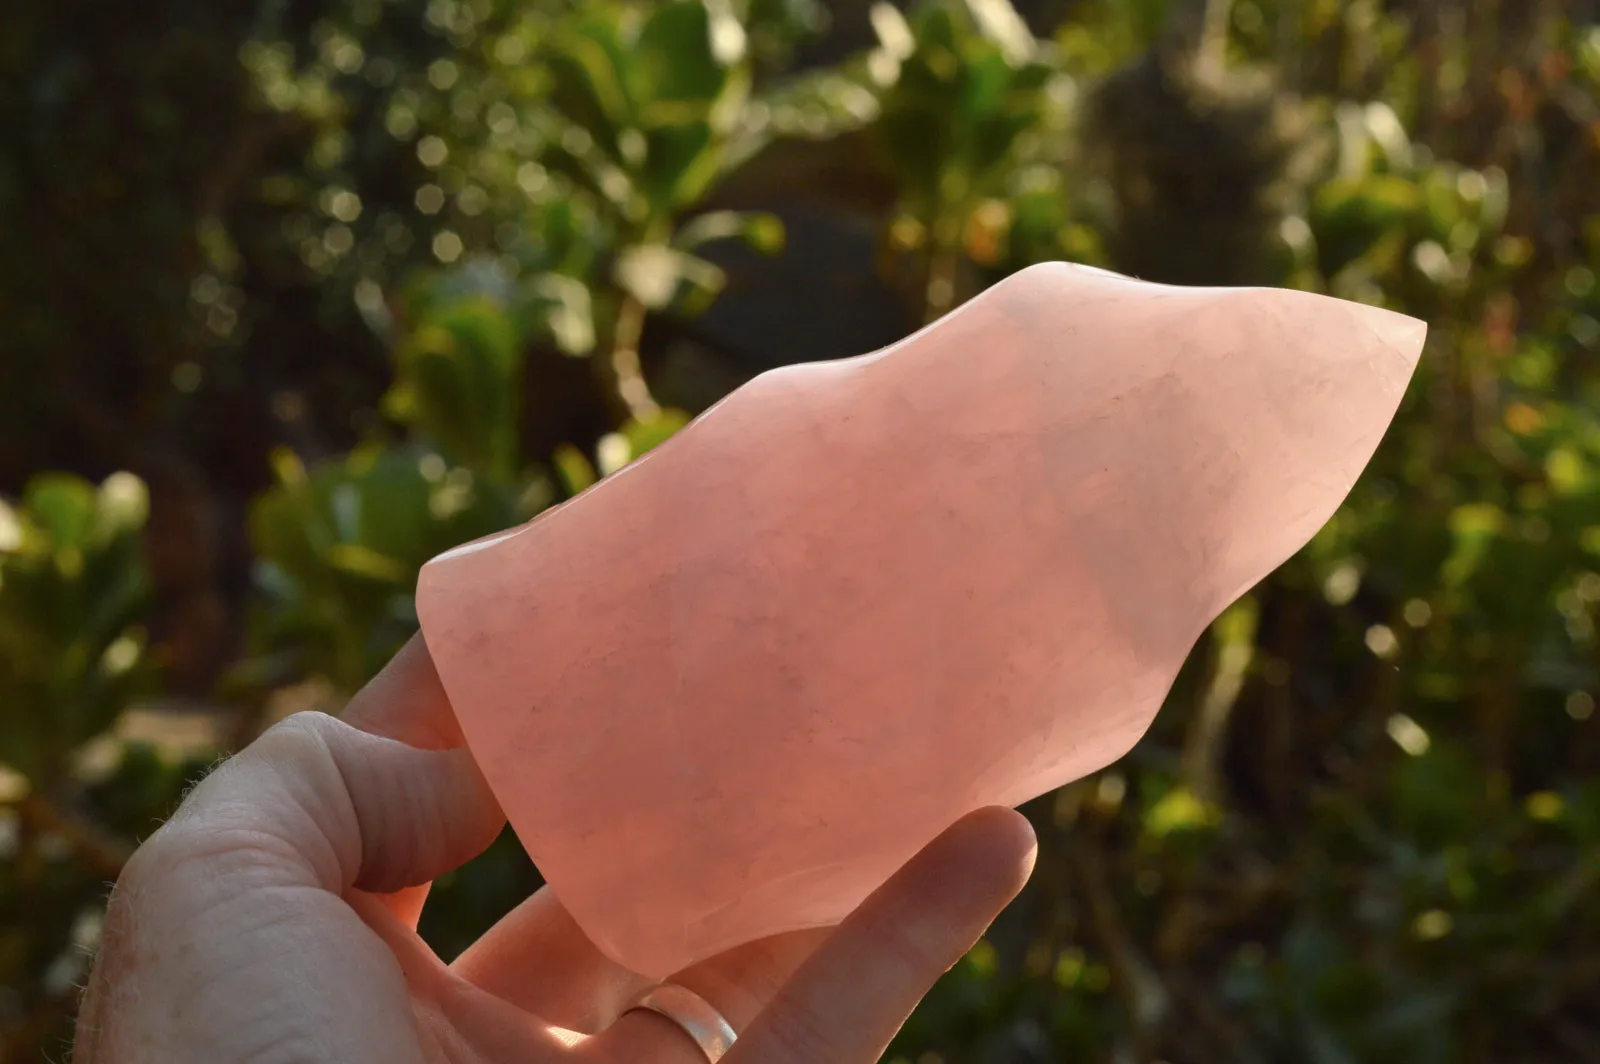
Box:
[73, 636, 1037, 1063]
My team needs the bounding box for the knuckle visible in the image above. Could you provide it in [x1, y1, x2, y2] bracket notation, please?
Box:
[256, 709, 343, 759]
[135, 710, 361, 890]
[261, 710, 422, 892]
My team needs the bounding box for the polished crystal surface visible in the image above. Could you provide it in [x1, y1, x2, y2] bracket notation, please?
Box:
[416, 263, 1427, 977]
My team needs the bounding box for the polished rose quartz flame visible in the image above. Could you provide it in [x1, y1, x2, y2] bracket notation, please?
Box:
[417, 263, 1428, 978]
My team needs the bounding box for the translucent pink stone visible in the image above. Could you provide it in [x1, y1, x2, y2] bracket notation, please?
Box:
[416, 263, 1426, 977]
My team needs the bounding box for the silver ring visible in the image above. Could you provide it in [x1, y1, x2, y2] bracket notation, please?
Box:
[622, 983, 737, 1062]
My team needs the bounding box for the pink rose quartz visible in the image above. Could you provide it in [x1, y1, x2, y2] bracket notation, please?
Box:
[416, 263, 1427, 978]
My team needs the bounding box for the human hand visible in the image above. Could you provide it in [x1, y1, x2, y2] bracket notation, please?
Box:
[73, 636, 1037, 1063]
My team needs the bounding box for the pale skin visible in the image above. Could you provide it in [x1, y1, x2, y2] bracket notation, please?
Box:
[72, 636, 1037, 1063]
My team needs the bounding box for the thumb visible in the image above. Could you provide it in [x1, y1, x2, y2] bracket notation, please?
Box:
[163, 710, 505, 895]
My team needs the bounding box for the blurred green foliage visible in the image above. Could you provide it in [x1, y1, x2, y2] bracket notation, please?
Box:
[0, 475, 154, 787]
[4, 0, 1600, 1061]
[865, 0, 1062, 315]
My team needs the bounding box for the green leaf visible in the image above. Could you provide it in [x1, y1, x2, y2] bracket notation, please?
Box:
[528, 273, 597, 355]
[623, 408, 692, 457]
[1441, 503, 1503, 587]
[741, 211, 785, 254]
[553, 443, 598, 495]
[94, 473, 150, 542]
[23, 475, 97, 549]
[325, 543, 410, 585]
[614, 245, 725, 310]
[545, 18, 636, 156]
[246, 446, 524, 691]
[634, 1, 729, 106]
[1145, 786, 1220, 838]
[0, 498, 21, 553]
[387, 296, 523, 479]
[1311, 175, 1421, 275]
[674, 209, 752, 248]
[641, 120, 718, 210]
[0, 471, 155, 781]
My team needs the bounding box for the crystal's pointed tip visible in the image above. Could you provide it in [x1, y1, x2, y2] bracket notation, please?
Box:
[425, 527, 522, 569]
[1352, 302, 1429, 368]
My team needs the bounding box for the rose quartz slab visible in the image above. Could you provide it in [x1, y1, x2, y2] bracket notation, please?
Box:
[417, 263, 1426, 978]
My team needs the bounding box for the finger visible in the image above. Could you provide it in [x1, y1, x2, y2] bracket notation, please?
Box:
[458, 887, 829, 1037]
[339, 635, 484, 924]
[588, 809, 1032, 1062]
[589, 928, 833, 1063]
[160, 710, 503, 896]
[454, 887, 654, 1033]
[341, 633, 466, 750]
[671, 928, 831, 1031]
[370, 882, 434, 928]
[723, 807, 1036, 1064]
